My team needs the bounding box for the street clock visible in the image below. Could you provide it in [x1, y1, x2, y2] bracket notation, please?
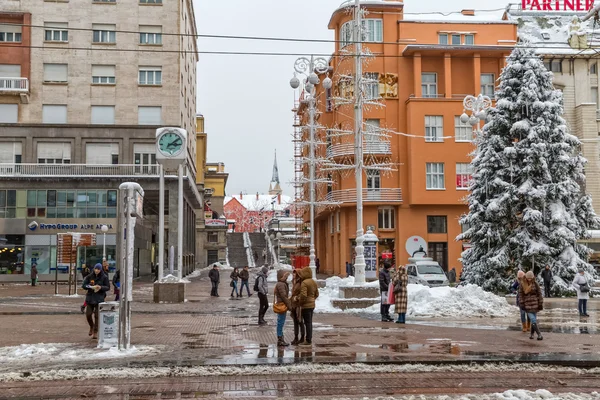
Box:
[155, 127, 187, 171]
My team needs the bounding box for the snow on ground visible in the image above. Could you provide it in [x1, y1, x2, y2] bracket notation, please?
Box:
[314, 392, 598, 400]
[0, 343, 161, 366]
[315, 277, 516, 318]
[1, 362, 598, 383]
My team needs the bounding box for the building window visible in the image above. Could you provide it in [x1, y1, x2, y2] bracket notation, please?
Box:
[39, 189, 118, 219]
[438, 34, 448, 45]
[0, 190, 17, 218]
[139, 25, 162, 45]
[207, 249, 218, 264]
[139, 66, 162, 85]
[454, 116, 473, 142]
[43, 64, 68, 83]
[362, 19, 383, 43]
[138, 106, 162, 125]
[364, 72, 380, 100]
[427, 216, 447, 234]
[425, 116, 443, 142]
[340, 21, 353, 48]
[456, 163, 472, 190]
[426, 162, 445, 190]
[592, 87, 598, 105]
[464, 34, 474, 45]
[422, 73, 437, 98]
[378, 207, 395, 229]
[0, 142, 22, 163]
[92, 65, 116, 84]
[86, 143, 118, 164]
[42, 105, 67, 124]
[481, 73, 495, 97]
[90, 106, 116, 125]
[133, 143, 157, 174]
[92, 24, 116, 43]
[140, 0, 162, 3]
[451, 34, 461, 45]
[207, 232, 218, 243]
[44, 22, 68, 42]
[0, 24, 22, 42]
[336, 211, 340, 232]
[0, 104, 18, 124]
[329, 214, 334, 234]
[94, 0, 116, 2]
[591, 63, 597, 75]
[544, 59, 562, 73]
[326, 87, 333, 112]
[365, 119, 380, 148]
[37, 142, 71, 163]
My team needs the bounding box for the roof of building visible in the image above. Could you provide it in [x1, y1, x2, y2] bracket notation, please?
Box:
[224, 194, 293, 212]
[403, 9, 513, 24]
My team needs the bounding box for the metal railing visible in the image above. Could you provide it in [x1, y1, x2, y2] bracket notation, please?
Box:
[0, 77, 29, 93]
[326, 142, 392, 158]
[0, 163, 160, 177]
[325, 188, 402, 203]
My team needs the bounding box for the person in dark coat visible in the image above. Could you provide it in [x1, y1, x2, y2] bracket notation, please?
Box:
[345, 261, 351, 277]
[315, 258, 320, 274]
[290, 269, 305, 345]
[208, 264, 220, 297]
[298, 267, 319, 346]
[257, 266, 269, 325]
[30, 263, 38, 287]
[511, 270, 530, 332]
[519, 271, 544, 340]
[392, 265, 408, 324]
[541, 265, 553, 298]
[112, 269, 121, 301]
[81, 263, 110, 339]
[379, 262, 393, 322]
[274, 270, 292, 346]
[239, 265, 252, 297]
[230, 267, 240, 298]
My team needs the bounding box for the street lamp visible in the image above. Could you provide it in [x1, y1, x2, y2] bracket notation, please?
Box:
[460, 94, 492, 132]
[101, 224, 109, 262]
[290, 55, 330, 279]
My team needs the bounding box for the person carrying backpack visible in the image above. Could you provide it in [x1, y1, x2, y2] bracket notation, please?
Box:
[573, 267, 591, 317]
[256, 266, 269, 325]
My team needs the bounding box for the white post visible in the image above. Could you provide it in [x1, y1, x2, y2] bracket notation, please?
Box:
[353, 0, 366, 285]
[158, 165, 165, 281]
[177, 163, 184, 280]
[308, 57, 317, 280]
[102, 233, 106, 261]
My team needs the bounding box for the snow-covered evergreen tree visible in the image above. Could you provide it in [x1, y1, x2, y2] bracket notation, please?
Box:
[459, 46, 600, 293]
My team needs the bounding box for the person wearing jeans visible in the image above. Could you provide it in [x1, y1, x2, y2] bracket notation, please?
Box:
[519, 271, 544, 340]
[230, 267, 240, 298]
[81, 264, 110, 340]
[274, 270, 291, 346]
[298, 267, 319, 346]
[257, 266, 269, 325]
[290, 270, 305, 345]
[239, 266, 252, 297]
[511, 271, 530, 332]
[572, 267, 590, 317]
[208, 264, 220, 297]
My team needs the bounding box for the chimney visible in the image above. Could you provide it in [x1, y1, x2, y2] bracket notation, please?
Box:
[461, 9, 475, 16]
[240, 191, 243, 199]
[256, 192, 259, 201]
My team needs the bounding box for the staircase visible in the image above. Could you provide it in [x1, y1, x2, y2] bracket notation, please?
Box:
[226, 233, 248, 268]
[249, 233, 268, 266]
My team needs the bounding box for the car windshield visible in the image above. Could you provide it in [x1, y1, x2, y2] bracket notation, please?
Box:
[417, 264, 444, 275]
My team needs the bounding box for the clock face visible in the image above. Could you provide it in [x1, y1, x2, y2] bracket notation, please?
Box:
[158, 131, 184, 157]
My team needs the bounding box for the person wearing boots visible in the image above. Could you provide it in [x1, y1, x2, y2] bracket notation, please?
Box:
[519, 270, 544, 340]
[208, 264, 220, 297]
[81, 263, 110, 339]
[230, 267, 240, 298]
[298, 267, 319, 346]
[392, 265, 408, 323]
[379, 262, 393, 322]
[274, 270, 292, 346]
[541, 265, 553, 298]
[573, 267, 591, 317]
[257, 266, 269, 325]
[511, 270, 530, 333]
[239, 266, 252, 297]
[30, 263, 38, 287]
[290, 269, 305, 345]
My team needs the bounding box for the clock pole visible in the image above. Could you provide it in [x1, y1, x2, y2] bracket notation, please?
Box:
[158, 164, 165, 281]
[177, 163, 184, 280]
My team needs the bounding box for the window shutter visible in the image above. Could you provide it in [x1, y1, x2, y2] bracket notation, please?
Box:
[138, 106, 162, 125]
[91, 65, 115, 77]
[38, 142, 71, 159]
[91, 106, 115, 124]
[139, 25, 161, 33]
[0, 104, 18, 123]
[0, 142, 21, 163]
[0, 24, 22, 33]
[86, 143, 118, 164]
[43, 64, 68, 82]
[92, 24, 116, 31]
[0, 64, 21, 77]
[44, 22, 67, 29]
[42, 105, 67, 124]
[133, 143, 155, 154]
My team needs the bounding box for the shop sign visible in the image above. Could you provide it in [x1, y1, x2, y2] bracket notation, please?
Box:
[28, 221, 114, 232]
[521, 0, 594, 11]
[206, 219, 226, 227]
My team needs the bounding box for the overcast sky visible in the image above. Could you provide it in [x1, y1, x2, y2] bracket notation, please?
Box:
[194, 0, 506, 196]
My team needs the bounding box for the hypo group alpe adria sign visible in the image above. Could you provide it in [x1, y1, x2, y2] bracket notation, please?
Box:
[521, 0, 595, 11]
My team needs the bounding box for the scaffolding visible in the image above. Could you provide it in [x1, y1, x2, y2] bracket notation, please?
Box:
[292, 92, 311, 253]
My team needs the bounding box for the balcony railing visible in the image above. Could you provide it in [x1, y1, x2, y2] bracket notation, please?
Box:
[0, 163, 165, 178]
[325, 188, 402, 203]
[326, 142, 392, 158]
[0, 77, 29, 94]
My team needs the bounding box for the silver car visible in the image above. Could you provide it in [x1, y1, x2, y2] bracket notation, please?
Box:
[406, 261, 449, 287]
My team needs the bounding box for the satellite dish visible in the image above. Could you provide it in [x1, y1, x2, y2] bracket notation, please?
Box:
[406, 236, 427, 256]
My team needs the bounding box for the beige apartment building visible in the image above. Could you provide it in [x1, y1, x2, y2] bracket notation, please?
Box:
[0, 0, 201, 281]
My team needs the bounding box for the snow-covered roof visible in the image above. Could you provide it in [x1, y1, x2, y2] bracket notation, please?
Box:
[506, 5, 600, 55]
[225, 194, 293, 212]
[333, 0, 403, 14]
[403, 9, 512, 24]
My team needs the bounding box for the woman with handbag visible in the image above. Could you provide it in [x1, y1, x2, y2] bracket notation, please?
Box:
[519, 271, 544, 340]
[230, 267, 240, 298]
[290, 269, 305, 345]
[392, 265, 408, 324]
[274, 270, 292, 346]
[573, 267, 591, 317]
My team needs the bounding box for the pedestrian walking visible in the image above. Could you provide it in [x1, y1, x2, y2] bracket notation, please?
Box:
[80, 264, 90, 313]
[379, 262, 393, 322]
[230, 267, 240, 298]
[511, 270, 530, 332]
[519, 271, 544, 340]
[274, 270, 292, 346]
[392, 265, 408, 324]
[315, 258, 320, 274]
[541, 265, 553, 298]
[81, 263, 110, 340]
[253, 250, 259, 263]
[290, 269, 305, 345]
[30, 263, 38, 287]
[345, 261, 351, 277]
[112, 269, 120, 301]
[298, 267, 319, 346]
[448, 268, 456, 284]
[208, 264, 220, 297]
[102, 261, 110, 277]
[239, 265, 252, 297]
[262, 248, 267, 262]
[257, 266, 269, 325]
[572, 267, 591, 317]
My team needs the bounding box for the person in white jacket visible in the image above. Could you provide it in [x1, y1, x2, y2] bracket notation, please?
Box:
[572, 267, 590, 317]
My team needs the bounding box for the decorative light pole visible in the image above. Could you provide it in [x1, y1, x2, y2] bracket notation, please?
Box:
[460, 94, 492, 133]
[101, 224, 109, 262]
[290, 55, 331, 279]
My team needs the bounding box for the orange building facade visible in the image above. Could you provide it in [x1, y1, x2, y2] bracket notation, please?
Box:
[308, 2, 518, 277]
